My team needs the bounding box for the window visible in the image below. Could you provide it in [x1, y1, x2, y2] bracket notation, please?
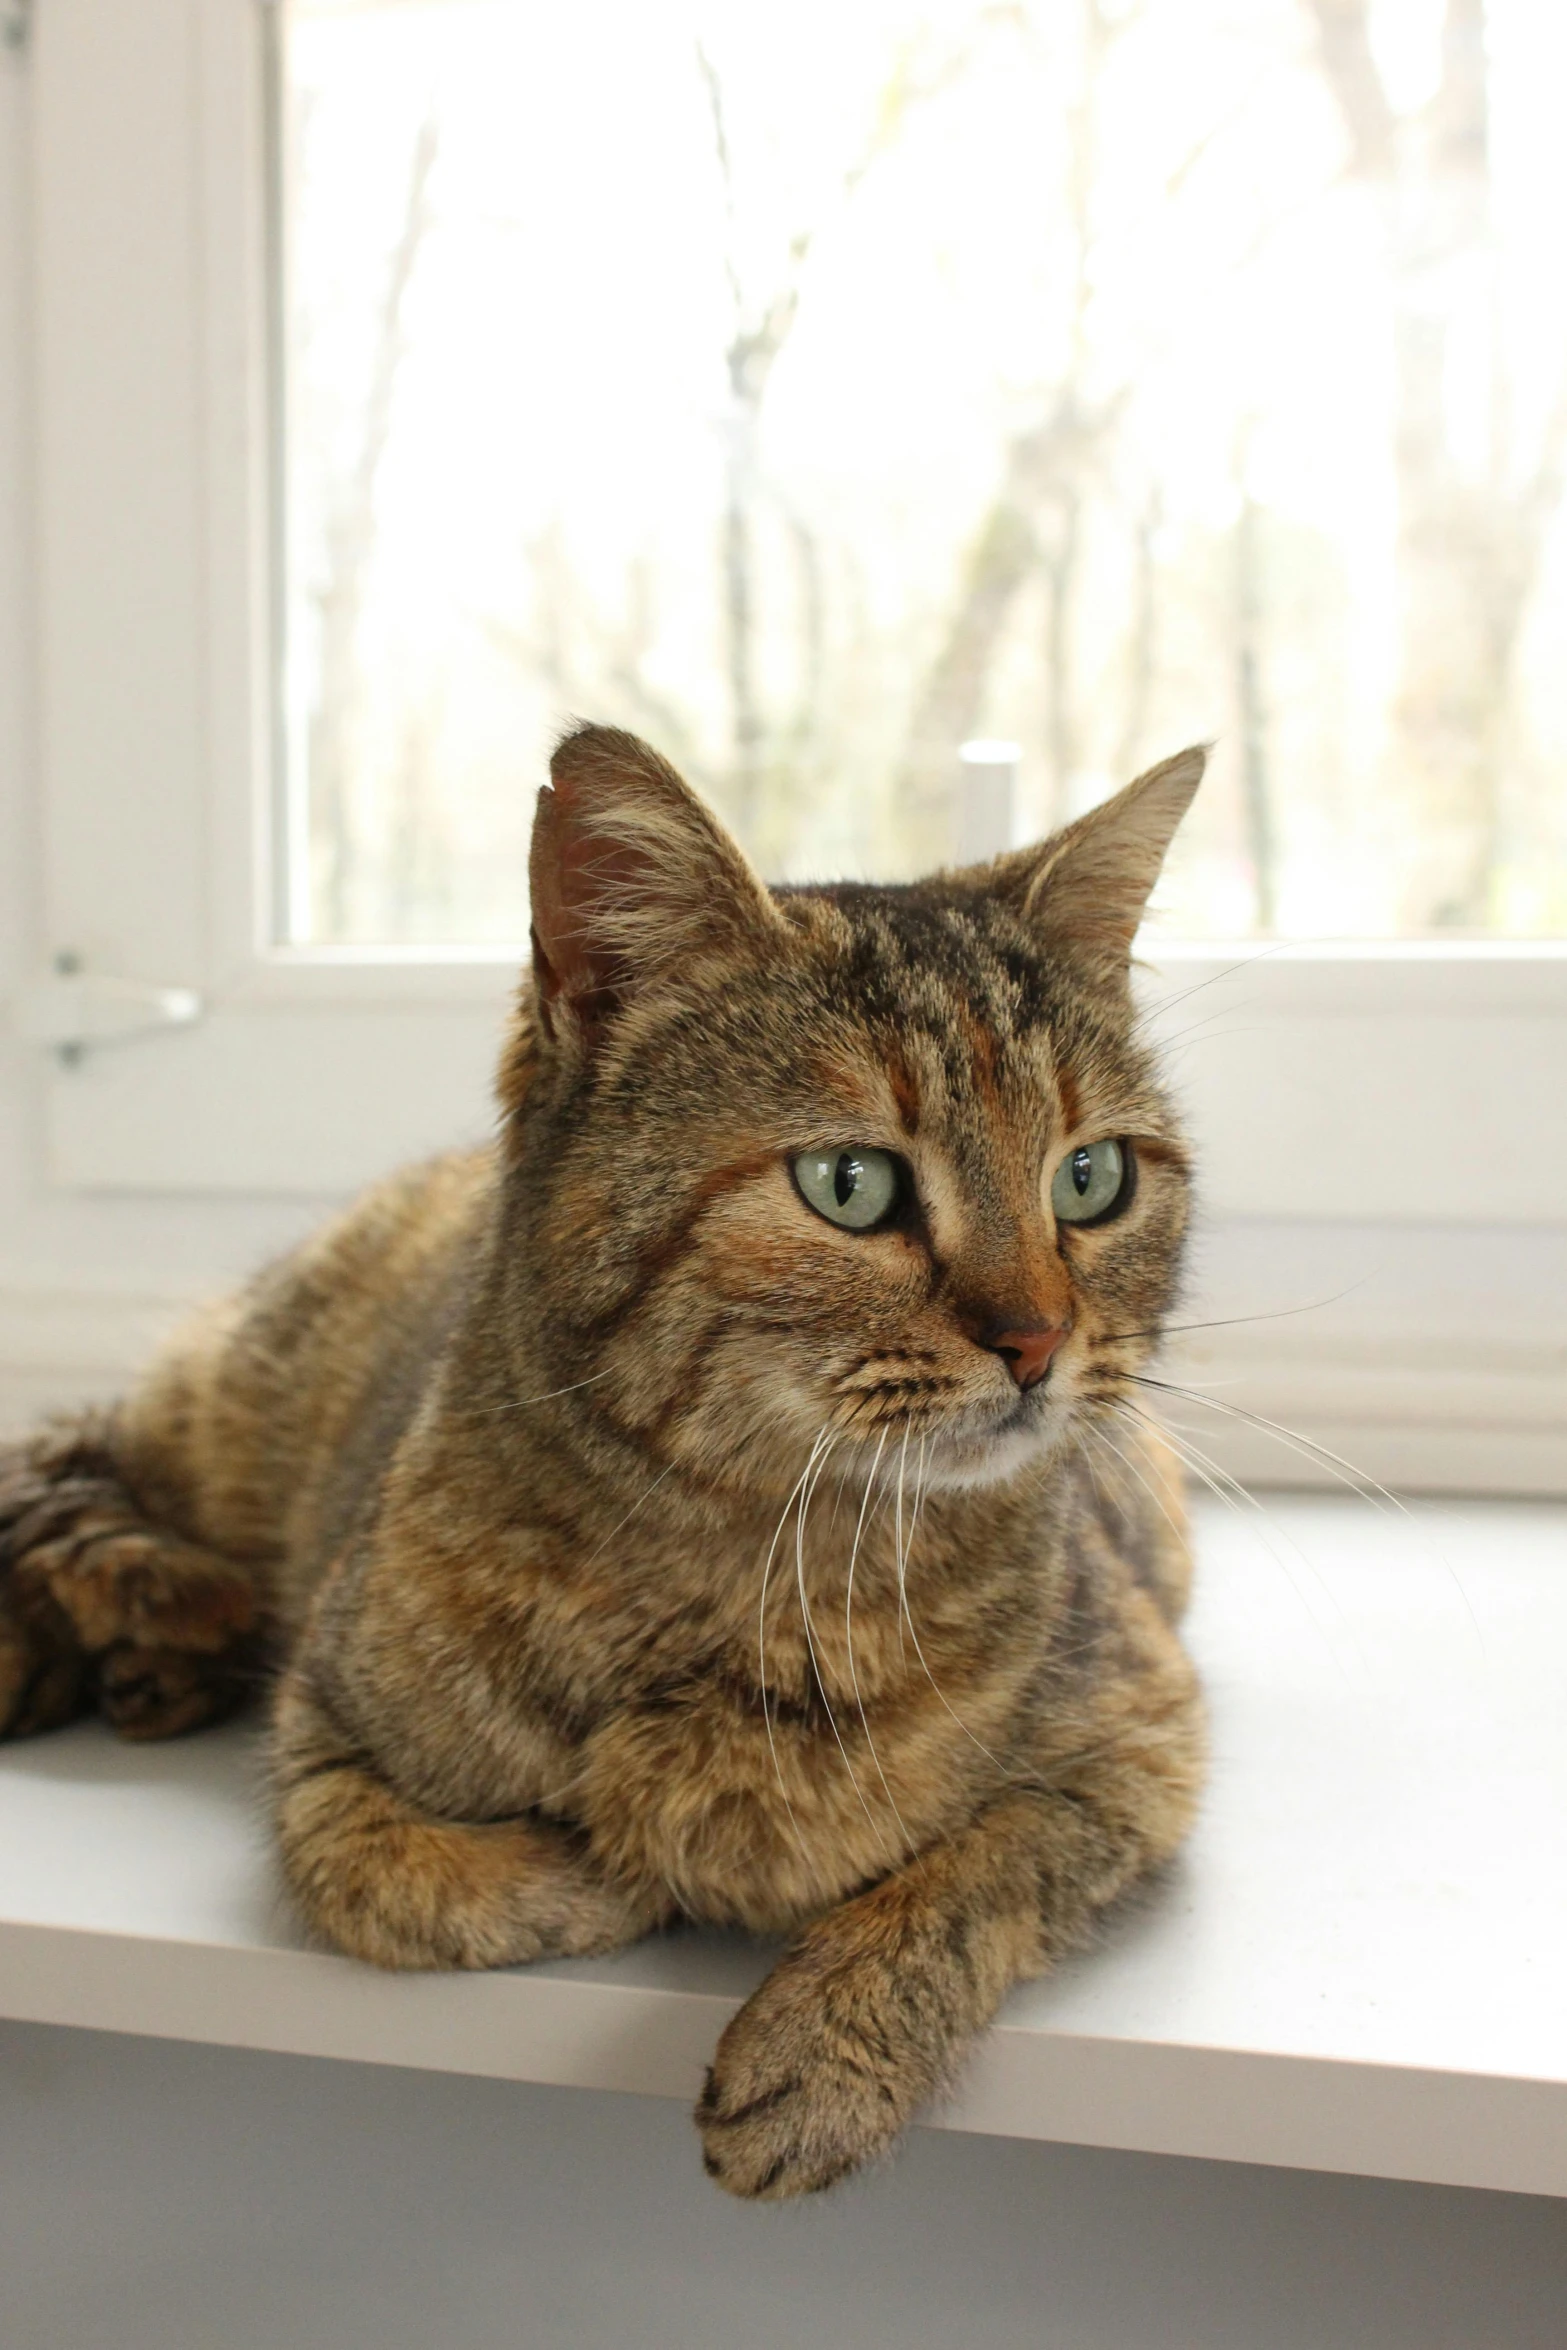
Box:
[22, 0, 1567, 1490]
[281, 0, 1567, 946]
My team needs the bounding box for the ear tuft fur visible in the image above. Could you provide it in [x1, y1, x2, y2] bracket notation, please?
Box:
[528, 724, 785, 1051]
[984, 744, 1208, 971]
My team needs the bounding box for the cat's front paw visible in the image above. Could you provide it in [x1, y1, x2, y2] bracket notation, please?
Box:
[0, 1590, 85, 1740]
[696, 1950, 931, 2200]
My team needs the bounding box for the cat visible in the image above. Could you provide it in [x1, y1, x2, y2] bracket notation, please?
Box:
[0, 722, 1207, 2199]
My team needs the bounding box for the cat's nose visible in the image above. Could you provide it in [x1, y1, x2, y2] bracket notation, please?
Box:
[981, 1321, 1070, 1391]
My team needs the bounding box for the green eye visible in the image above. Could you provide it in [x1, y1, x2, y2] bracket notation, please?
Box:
[793, 1148, 901, 1232]
[1051, 1139, 1130, 1226]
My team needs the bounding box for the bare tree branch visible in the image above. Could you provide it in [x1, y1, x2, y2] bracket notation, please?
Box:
[696, 27, 988, 849]
[308, 115, 438, 939]
[1432, 0, 1488, 176]
[895, 1, 1140, 847]
[1114, 485, 1161, 785]
[1302, 0, 1395, 178]
[1233, 463, 1275, 930]
[1303, 0, 1567, 923]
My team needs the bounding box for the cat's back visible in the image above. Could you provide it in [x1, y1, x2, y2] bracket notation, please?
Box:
[116, 1146, 498, 1621]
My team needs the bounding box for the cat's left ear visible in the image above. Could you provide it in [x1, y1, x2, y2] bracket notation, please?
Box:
[528, 723, 788, 1053]
[985, 744, 1208, 972]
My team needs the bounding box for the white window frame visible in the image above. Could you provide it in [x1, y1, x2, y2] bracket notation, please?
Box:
[30, 0, 515, 1195]
[16, 0, 1567, 1489]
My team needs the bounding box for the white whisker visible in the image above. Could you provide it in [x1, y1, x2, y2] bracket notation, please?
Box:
[825, 1454, 857, 1535]
[894, 1430, 924, 1657]
[1078, 1412, 1189, 1551]
[843, 1427, 912, 1851]
[1108, 1396, 1366, 1680]
[895, 1419, 1012, 1778]
[578, 1459, 680, 1571]
[453, 1368, 615, 1420]
[793, 1433, 897, 1865]
[893, 1422, 912, 1665]
[1126, 1374, 1486, 1657]
[757, 1431, 829, 1852]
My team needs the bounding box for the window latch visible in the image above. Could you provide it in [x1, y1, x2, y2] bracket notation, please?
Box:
[13, 954, 205, 1067]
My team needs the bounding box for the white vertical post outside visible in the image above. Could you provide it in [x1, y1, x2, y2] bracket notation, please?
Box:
[956, 738, 1018, 865]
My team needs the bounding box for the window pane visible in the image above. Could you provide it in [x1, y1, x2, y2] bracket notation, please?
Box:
[279, 0, 1567, 943]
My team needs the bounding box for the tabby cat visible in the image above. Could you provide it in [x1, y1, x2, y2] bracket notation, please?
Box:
[0, 723, 1207, 2199]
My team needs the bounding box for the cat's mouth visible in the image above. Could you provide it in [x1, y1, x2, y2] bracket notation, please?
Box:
[826, 1351, 1074, 1488]
[909, 1371, 1070, 1489]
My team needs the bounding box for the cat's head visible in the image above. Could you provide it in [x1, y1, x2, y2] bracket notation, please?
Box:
[504, 724, 1201, 1498]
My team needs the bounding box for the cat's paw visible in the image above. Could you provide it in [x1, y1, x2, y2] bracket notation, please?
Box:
[24, 1526, 258, 1657]
[0, 1590, 86, 1741]
[696, 1951, 928, 2200]
[96, 1639, 251, 1741]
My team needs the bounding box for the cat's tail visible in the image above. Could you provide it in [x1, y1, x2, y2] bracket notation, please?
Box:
[0, 1413, 263, 1742]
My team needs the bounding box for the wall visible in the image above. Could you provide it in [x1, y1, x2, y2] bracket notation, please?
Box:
[3, 2023, 1566, 2350]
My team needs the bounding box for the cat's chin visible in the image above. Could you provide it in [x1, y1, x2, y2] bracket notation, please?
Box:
[917, 1393, 1072, 1492]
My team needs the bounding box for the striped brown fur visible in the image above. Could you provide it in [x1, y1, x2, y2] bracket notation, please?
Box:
[0, 724, 1208, 2198]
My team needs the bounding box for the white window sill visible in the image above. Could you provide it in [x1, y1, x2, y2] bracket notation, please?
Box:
[1, 1496, 1563, 2199]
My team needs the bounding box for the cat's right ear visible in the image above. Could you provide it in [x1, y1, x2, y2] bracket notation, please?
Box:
[983, 744, 1207, 979]
[528, 724, 787, 1054]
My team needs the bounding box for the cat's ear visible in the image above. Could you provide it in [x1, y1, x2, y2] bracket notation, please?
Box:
[528, 724, 787, 1049]
[987, 744, 1207, 970]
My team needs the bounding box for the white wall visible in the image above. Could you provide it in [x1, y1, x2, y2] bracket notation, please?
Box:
[5, 2022, 1567, 2350]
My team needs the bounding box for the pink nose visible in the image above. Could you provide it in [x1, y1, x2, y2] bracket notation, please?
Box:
[984, 1323, 1069, 1391]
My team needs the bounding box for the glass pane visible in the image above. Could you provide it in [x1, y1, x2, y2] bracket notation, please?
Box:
[278, 0, 1567, 943]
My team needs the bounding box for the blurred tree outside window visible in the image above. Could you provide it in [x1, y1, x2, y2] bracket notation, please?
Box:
[279, 0, 1567, 945]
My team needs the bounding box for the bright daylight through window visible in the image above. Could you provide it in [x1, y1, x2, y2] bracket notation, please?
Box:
[278, 0, 1567, 948]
